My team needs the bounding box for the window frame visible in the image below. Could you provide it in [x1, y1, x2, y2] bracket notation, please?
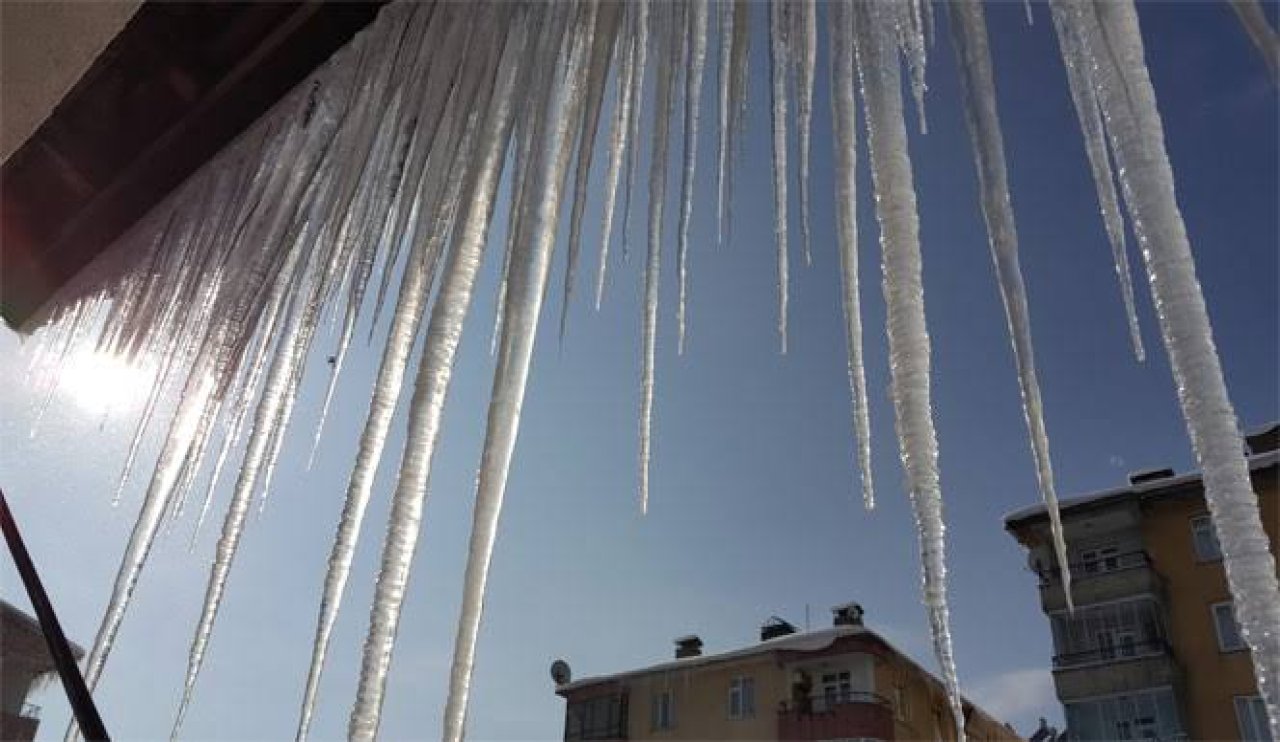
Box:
[728, 676, 755, 719]
[1235, 695, 1272, 742]
[1212, 601, 1247, 653]
[651, 689, 675, 731]
[1190, 513, 1223, 562]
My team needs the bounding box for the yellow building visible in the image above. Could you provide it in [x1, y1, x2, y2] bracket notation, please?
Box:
[1005, 424, 1278, 741]
[553, 605, 1023, 741]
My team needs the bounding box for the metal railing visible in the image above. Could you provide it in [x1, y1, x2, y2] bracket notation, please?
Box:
[1037, 550, 1152, 585]
[1053, 639, 1170, 669]
[778, 690, 891, 715]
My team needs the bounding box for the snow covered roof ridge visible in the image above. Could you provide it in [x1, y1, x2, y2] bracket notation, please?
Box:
[1003, 447, 1278, 526]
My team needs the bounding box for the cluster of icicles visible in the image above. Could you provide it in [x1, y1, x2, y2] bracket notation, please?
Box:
[24, 0, 1278, 739]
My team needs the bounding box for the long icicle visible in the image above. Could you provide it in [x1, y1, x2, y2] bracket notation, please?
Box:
[947, 0, 1072, 611]
[676, 0, 708, 354]
[296, 13, 493, 735]
[794, 0, 816, 266]
[594, 2, 639, 310]
[724, 0, 751, 247]
[715, 0, 734, 246]
[171, 238, 317, 738]
[1050, 6, 1145, 361]
[768, 0, 791, 353]
[853, 3, 965, 740]
[347, 11, 526, 739]
[829, 0, 875, 510]
[1064, 0, 1280, 732]
[640, 2, 680, 515]
[621, 0, 651, 265]
[440, 7, 590, 739]
[560, 3, 623, 343]
[1229, 0, 1279, 80]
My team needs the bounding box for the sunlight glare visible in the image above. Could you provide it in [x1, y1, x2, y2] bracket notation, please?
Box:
[59, 349, 155, 416]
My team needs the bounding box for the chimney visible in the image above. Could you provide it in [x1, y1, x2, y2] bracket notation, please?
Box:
[674, 635, 703, 659]
[760, 616, 797, 642]
[1246, 423, 1279, 455]
[831, 602, 864, 627]
[1128, 467, 1174, 486]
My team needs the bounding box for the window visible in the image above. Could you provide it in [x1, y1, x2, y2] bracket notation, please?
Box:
[1191, 514, 1222, 561]
[1064, 688, 1183, 741]
[565, 694, 626, 741]
[1081, 544, 1121, 574]
[728, 676, 755, 719]
[1236, 696, 1273, 742]
[1213, 601, 1246, 652]
[894, 685, 910, 722]
[821, 670, 853, 709]
[651, 690, 674, 730]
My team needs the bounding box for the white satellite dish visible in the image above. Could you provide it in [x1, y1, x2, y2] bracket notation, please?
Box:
[550, 659, 572, 685]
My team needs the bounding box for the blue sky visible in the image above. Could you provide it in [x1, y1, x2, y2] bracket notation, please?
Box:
[1, 2, 1276, 740]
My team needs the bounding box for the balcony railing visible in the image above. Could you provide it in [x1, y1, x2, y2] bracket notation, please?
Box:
[1053, 639, 1170, 669]
[778, 690, 891, 715]
[1037, 550, 1151, 585]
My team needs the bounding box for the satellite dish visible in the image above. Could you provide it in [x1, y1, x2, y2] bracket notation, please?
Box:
[550, 659, 572, 685]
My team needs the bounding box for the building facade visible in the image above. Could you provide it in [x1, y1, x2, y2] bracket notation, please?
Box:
[1005, 424, 1278, 741]
[553, 605, 1022, 741]
[1, 599, 83, 741]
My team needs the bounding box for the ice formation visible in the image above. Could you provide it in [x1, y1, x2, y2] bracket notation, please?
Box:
[20, 0, 1275, 739]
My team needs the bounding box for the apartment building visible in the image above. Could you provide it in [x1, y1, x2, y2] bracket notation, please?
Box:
[552, 604, 1022, 741]
[1004, 424, 1278, 741]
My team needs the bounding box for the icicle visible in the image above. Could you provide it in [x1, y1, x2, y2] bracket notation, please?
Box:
[638, 3, 680, 516]
[1050, 8, 1145, 361]
[768, 0, 791, 353]
[715, 1, 733, 247]
[794, 0, 816, 267]
[621, 0, 651, 265]
[853, 3, 964, 741]
[829, 0, 875, 511]
[297, 14, 497, 735]
[947, 0, 1072, 611]
[1229, 0, 1278, 79]
[676, 0, 708, 354]
[171, 241, 318, 738]
[1061, 0, 1280, 732]
[76, 369, 218, 720]
[724, 0, 751, 246]
[594, 5, 638, 310]
[898, 0, 930, 134]
[346, 11, 527, 739]
[560, 4, 623, 343]
[438, 9, 590, 735]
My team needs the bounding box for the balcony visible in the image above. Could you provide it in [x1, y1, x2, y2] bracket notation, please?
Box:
[1052, 640, 1181, 701]
[777, 691, 893, 741]
[1037, 551, 1164, 611]
[0, 704, 41, 742]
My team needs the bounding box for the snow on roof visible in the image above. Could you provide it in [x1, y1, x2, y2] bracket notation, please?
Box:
[557, 625, 865, 692]
[1003, 449, 1278, 526]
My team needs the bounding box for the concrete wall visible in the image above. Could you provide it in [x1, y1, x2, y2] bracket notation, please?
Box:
[1141, 466, 1278, 741]
[1, 1, 141, 162]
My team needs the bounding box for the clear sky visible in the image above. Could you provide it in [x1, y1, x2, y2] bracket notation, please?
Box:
[1, 2, 1276, 740]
